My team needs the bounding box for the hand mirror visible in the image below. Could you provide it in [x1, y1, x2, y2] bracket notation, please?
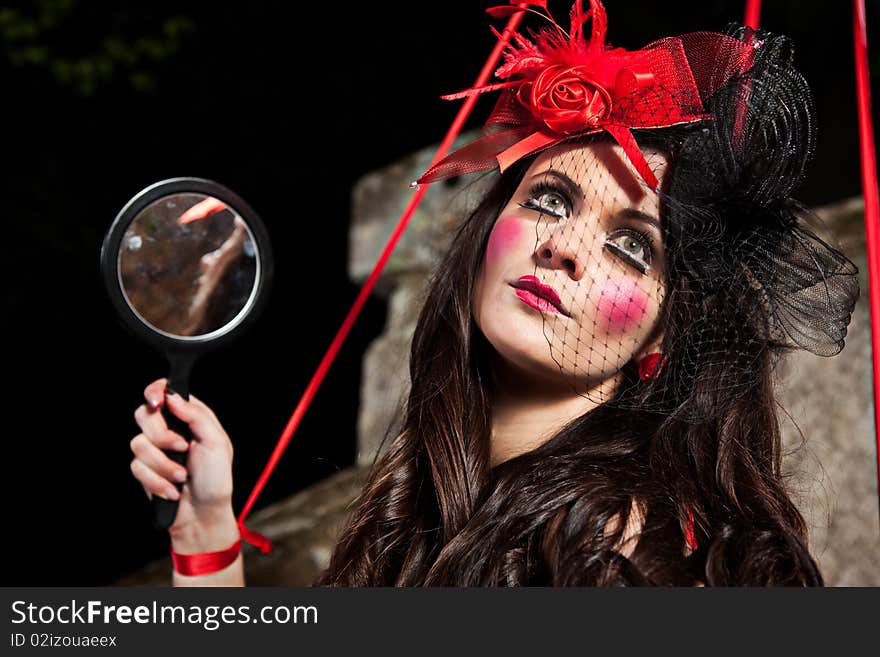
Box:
[101, 177, 273, 529]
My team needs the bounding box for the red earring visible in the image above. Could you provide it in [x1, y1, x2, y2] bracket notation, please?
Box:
[637, 352, 666, 381]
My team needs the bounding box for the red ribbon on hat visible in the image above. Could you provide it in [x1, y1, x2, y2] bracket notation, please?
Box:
[416, 0, 756, 191]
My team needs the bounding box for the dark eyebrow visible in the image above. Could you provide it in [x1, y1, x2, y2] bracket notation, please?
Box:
[530, 169, 584, 207]
[617, 207, 662, 232]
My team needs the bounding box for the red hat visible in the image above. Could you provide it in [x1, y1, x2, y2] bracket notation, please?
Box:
[416, 0, 757, 190]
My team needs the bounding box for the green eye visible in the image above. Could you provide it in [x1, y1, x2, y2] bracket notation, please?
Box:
[520, 189, 571, 219]
[621, 236, 643, 255]
[539, 192, 565, 213]
[605, 229, 654, 274]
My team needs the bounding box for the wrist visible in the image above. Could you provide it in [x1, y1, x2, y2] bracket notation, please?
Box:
[169, 506, 239, 554]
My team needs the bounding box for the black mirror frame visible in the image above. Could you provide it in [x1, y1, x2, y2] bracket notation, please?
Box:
[100, 177, 274, 356]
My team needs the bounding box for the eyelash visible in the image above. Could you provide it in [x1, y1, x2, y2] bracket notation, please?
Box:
[518, 181, 655, 275]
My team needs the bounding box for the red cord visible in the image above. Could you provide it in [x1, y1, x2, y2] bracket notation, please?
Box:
[852, 0, 880, 523]
[744, 0, 762, 30]
[235, 6, 530, 553]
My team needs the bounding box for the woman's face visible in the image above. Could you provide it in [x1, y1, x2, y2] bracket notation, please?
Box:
[473, 139, 669, 393]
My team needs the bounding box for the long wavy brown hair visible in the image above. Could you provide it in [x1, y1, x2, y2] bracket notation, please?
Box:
[316, 30, 832, 586]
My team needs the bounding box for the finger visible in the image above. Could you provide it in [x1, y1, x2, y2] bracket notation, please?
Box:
[144, 378, 168, 411]
[133, 404, 188, 448]
[130, 459, 180, 501]
[130, 435, 189, 483]
[188, 393, 220, 424]
[131, 422, 189, 452]
[164, 391, 226, 448]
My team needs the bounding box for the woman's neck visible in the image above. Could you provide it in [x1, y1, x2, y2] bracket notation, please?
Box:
[488, 354, 620, 468]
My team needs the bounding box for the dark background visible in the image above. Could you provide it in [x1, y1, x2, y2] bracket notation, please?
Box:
[1, 0, 877, 585]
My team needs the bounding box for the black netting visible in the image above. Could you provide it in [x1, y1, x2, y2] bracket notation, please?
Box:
[472, 24, 859, 421]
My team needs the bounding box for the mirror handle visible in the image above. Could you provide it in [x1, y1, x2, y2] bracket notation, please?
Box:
[152, 355, 194, 530]
[152, 399, 191, 530]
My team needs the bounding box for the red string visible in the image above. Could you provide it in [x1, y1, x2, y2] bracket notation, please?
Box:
[234, 5, 531, 553]
[743, 0, 762, 30]
[852, 0, 880, 524]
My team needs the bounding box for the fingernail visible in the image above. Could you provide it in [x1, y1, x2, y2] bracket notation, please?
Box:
[148, 396, 162, 410]
[165, 385, 177, 397]
[173, 469, 187, 483]
[165, 487, 180, 500]
[174, 439, 189, 451]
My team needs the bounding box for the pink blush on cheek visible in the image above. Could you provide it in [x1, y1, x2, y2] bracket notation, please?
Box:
[597, 280, 650, 333]
[484, 215, 525, 270]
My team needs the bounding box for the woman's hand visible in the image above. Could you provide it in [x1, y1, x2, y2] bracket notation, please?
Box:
[129, 378, 239, 554]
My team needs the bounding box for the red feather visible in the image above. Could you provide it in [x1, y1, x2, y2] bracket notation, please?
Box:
[440, 80, 519, 101]
[486, 1, 549, 19]
[486, 6, 521, 19]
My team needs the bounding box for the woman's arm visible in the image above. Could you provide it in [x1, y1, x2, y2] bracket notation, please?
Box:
[130, 379, 244, 587]
[170, 510, 245, 587]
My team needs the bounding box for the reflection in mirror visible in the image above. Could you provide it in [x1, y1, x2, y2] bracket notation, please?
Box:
[118, 193, 258, 338]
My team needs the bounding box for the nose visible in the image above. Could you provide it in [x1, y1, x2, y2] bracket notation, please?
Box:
[535, 226, 586, 281]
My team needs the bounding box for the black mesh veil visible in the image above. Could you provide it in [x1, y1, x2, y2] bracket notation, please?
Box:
[481, 24, 859, 421]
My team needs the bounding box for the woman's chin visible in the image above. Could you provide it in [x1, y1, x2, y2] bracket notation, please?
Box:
[487, 342, 573, 389]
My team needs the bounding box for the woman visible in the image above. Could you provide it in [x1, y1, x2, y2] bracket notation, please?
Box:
[128, 1, 859, 586]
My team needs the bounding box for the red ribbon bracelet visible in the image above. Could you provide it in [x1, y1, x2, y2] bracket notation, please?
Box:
[171, 539, 242, 577]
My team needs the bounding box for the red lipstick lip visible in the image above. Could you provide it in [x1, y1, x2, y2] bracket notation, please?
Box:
[511, 275, 569, 317]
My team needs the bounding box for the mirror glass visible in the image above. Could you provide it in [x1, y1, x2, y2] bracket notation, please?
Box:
[117, 193, 259, 338]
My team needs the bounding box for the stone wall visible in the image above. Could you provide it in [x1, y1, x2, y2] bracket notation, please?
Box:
[348, 133, 495, 463]
[774, 198, 878, 585]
